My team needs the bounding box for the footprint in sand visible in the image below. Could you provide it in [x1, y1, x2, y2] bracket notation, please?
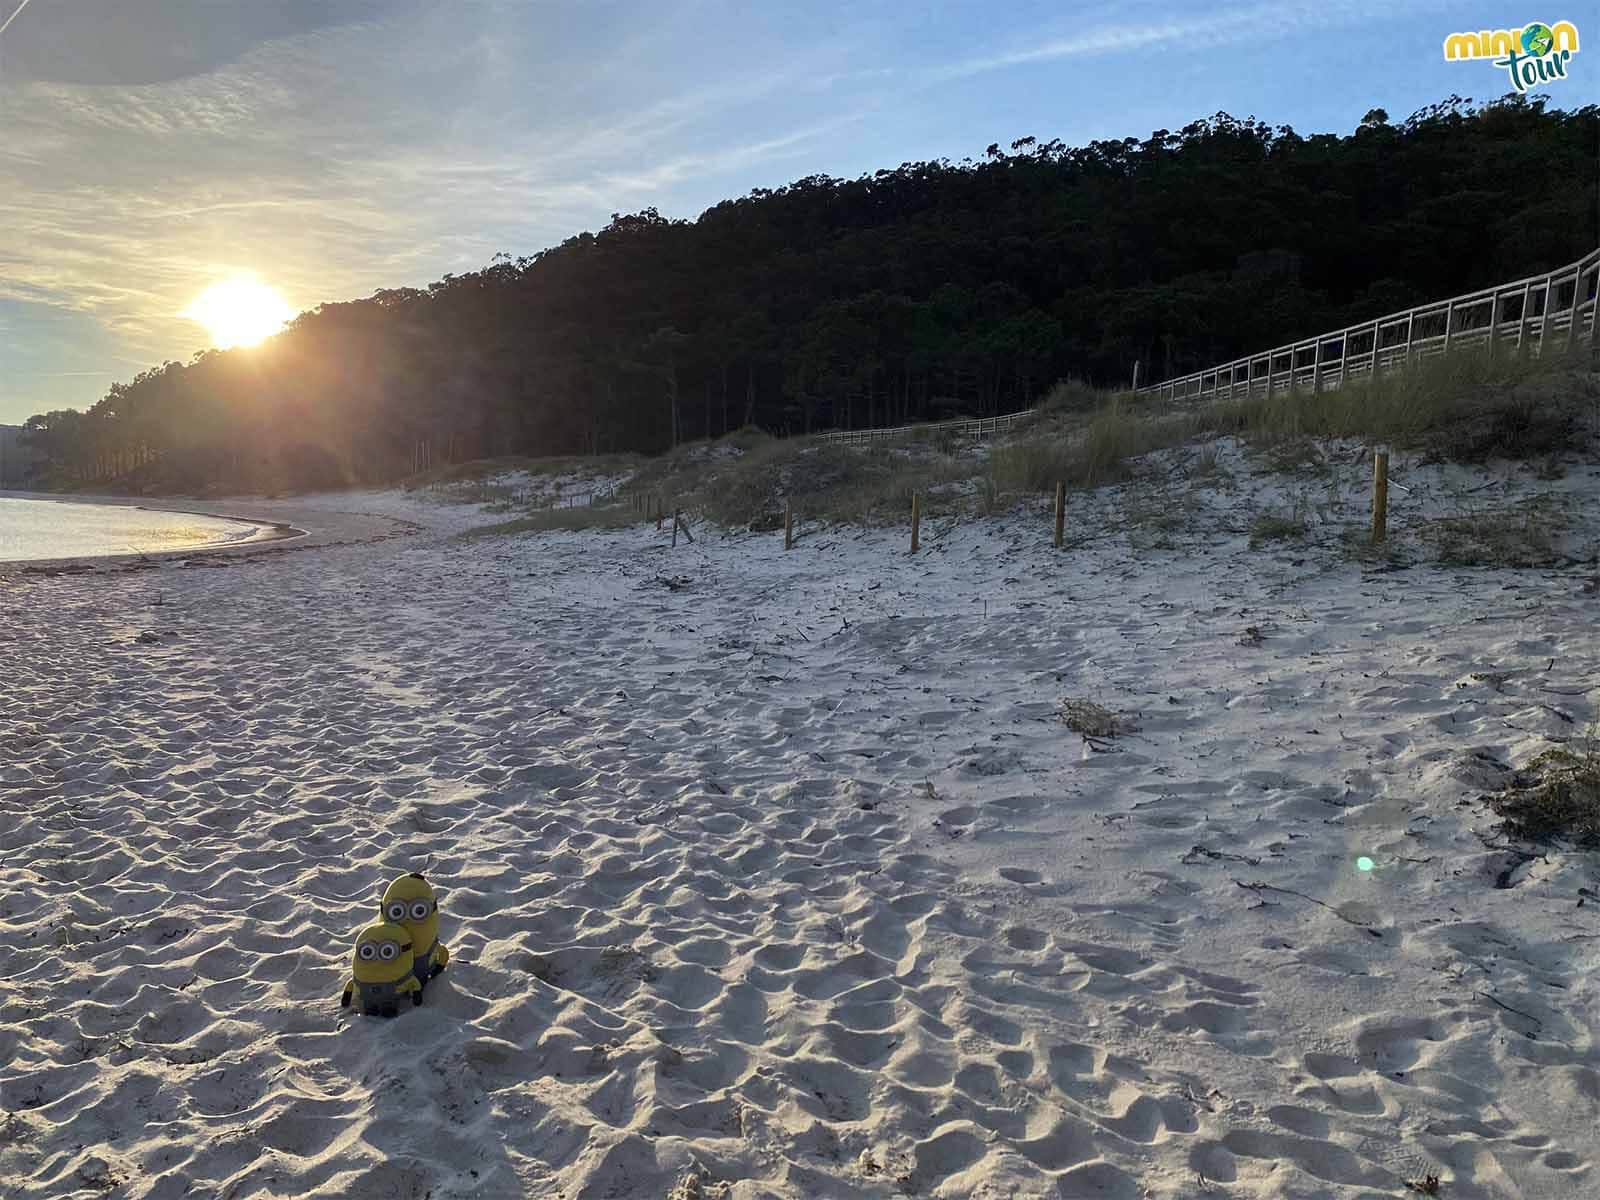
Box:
[997, 866, 1042, 884]
[1001, 925, 1049, 951]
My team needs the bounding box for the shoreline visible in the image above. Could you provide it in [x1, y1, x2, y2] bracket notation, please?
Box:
[0, 489, 308, 569]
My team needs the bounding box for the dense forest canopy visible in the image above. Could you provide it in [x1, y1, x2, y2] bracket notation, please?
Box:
[20, 94, 1599, 492]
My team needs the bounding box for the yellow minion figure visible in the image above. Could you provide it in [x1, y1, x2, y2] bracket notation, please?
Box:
[380, 872, 449, 988]
[340, 922, 422, 1017]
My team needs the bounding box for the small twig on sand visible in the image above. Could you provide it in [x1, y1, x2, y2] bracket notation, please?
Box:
[1233, 880, 1382, 937]
[1535, 702, 1576, 724]
[1184, 845, 1261, 866]
[1477, 992, 1544, 1031]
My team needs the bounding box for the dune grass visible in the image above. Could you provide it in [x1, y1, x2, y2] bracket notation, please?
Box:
[621, 432, 968, 529]
[988, 394, 1195, 495]
[404, 453, 642, 493]
[462, 342, 1597, 541]
[1205, 344, 1595, 459]
[459, 505, 645, 538]
[983, 343, 1594, 508]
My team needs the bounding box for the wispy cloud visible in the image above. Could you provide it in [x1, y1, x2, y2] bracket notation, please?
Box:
[929, 0, 1451, 81]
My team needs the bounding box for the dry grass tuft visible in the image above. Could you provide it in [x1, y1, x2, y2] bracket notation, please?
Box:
[1189, 442, 1224, 478]
[1037, 377, 1103, 415]
[1059, 698, 1139, 739]
[1490, 744, 1600, 847]
[1249, 511, 1308, 546]
[1422, 496, 1566, 568]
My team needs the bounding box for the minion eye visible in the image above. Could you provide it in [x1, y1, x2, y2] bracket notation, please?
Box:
[387, 902, 406, 920]
[410, 901, 430, 920]
[357, 943, 376, 960]
[379, 943, 398, 961]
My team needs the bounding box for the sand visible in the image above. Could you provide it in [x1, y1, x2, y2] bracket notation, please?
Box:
[1, 447, 1597, 1199]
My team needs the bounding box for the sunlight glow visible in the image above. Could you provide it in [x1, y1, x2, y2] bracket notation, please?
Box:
[182, 275, 293, 349]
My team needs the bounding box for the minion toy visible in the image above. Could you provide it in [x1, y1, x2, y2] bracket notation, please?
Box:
[380, 873, 449, 988]
[340, 922, 423, 1017]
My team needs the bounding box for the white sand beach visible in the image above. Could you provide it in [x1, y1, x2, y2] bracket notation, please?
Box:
[2, 446, 1597, 1199]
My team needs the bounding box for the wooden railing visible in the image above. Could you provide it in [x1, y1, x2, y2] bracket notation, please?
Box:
[1140, 248, 1600, 403]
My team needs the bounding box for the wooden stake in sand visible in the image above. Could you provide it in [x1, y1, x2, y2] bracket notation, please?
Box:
[784, 501, 793, 552]
[668, 510, 694, 546]
[1053, 481, 1065, 549]
[911, 493, 921, 554]
[1372, 450, 1389, 544]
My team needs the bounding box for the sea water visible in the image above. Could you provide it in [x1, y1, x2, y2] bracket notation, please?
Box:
[0, 496, 263, 562]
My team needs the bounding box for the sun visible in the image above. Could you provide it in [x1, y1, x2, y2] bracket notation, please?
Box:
[182, 275, 294, 349]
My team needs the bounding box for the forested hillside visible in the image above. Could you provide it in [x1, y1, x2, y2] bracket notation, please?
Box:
[21, 94, 1598, 493]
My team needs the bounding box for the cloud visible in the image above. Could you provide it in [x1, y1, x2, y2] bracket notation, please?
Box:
[0, 0, 391, 85]
[928, 0, 1453, 81]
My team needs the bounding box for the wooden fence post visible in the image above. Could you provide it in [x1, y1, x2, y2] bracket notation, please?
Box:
[1053, 481, 1065, 549]
[672, 509, 679, 547]
[910, 493, 921, 554]
[655, 497, 663, 530]
[1372, 450, 1389, 545]
[784, 501, 793, 551]
[1565, 270, 1581, 353]
[1517, 279, 1533, 356]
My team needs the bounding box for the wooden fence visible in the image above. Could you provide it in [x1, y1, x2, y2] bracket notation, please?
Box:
[814, 410, 1038, 446]
[1139, 247, 1600, 403]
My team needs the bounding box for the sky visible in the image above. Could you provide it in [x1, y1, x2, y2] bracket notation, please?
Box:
[1, 0, 1594, 424]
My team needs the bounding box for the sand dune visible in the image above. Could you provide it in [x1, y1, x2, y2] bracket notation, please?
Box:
[2, 451, 1597, 1198]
